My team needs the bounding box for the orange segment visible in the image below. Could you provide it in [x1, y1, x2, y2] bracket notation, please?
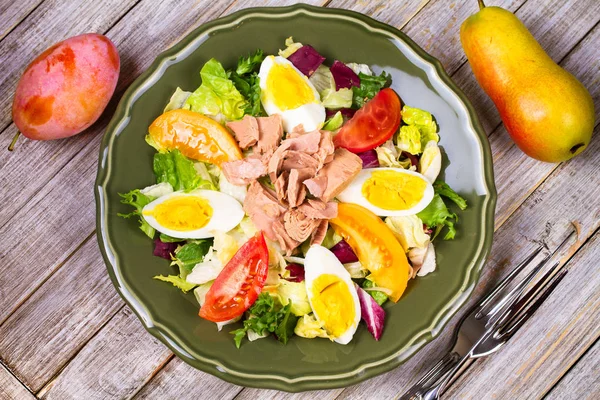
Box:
[148, 109, 242, 166]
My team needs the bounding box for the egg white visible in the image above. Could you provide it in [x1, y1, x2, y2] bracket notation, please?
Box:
[142, 189, 244, 239]
[258, 55, 325, 132]
[337, 167, 434, 217]
[304, 245, 361, 345]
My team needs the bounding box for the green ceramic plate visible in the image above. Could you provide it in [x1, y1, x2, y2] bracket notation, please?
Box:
[95, 4, 496, 392]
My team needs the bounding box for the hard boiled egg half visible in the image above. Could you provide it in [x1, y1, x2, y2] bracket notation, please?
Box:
[337, 167, 434, 217]
[304, 245, 361, 344]
[142, 190, 244, 239]
[258, 55, 325, 132]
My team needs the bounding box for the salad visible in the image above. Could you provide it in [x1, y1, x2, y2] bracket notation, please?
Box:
[119, 37, 467, 348]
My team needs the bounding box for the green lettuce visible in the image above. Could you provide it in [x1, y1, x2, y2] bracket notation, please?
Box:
[185, 58, 246, 120]
[309, 64, 335, 93]
[153, 275, 197, 293]
[322, 111, 343, 131]
[153, 150, 214, 192]
[401, 105, 439, 151]
[171, 240, 212, 278]
[352, 71, 391, 109]
[362, 279, 388, 306]
[397, 125, 422, 155]
[277, 280, 312, 316]
[417, 194, 458, 240]
[163, 87, 192, 112]
[434, 181, 467, 210]
[321, 88, 353, 109]
[278, 36, 303, 58]
[236, 49, 265, 75]
[229, 49, 265, 117]
[231, 292, 298, 348]
[117, 189, 155, 239]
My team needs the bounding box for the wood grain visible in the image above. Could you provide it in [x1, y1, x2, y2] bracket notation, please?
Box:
[0, 363, 35, 400]
[546, 339, 600, 400]
[37, 307, 173, 400]
[0, 0, 43, 42]
[327, 0, 430, 29]
[132, 356, 243, 399]
[0, 238, 124, 391]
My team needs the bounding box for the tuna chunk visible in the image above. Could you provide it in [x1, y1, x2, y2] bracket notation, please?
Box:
[222, 156, 266, 185]
[256, 115, 283, 155]
[272, 219, 300, 255]
[304, 148, 362, 202]
[274, 170, 289, 203]
[297, 199, 338, 219]
[287, 169, 306, 208]
[244, 181, 286, 240]
[226, 115, 259, 149]
[310, 220, 329, 246]
[283, 209, 321, 243]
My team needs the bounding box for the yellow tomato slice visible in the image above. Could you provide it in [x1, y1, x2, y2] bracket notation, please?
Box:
[148, 109, 242, 166]
[330, 203, 411, 302]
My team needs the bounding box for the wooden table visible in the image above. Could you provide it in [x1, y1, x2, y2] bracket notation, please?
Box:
[1, 0, 598, 398]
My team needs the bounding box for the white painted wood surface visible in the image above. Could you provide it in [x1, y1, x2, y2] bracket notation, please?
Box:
[0, 0, 598, 398]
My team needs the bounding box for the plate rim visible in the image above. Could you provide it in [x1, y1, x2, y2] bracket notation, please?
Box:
[95, 3, 497, 392]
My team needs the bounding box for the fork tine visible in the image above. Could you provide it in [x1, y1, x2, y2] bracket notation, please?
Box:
[497, 267, 568, 340]
[479, 228, 576, 321]
[476, 245, 544, 317]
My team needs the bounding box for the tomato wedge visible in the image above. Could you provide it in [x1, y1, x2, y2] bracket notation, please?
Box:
[148, 109, 242, 166]
[199, 232, 269, 322]
[333, 88, 402, 153]
[329, 203, 410, 302]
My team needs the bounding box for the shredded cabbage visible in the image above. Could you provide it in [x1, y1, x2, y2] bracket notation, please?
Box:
[294, 314, 331, 339]
[140, 182, 173, 198]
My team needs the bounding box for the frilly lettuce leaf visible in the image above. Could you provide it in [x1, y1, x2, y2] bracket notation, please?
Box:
[153, 150, 214, 192]
[434, 181, 468, 210]
[153, 275, 197, 293]
[417, 194, 457, 240]
[384, 215, 430, 251]
[401, 105, 439, 150]
[397, 125, 422, 155]
[117, 189, 155, 239]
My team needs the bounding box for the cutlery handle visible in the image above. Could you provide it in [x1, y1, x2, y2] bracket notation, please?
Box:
[400, 352, 461, 400]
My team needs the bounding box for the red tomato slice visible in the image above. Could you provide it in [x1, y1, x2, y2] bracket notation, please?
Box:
[199, 232, 269, 322]
[333, 88, 402, 153]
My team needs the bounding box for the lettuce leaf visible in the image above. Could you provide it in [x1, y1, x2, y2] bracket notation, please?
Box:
[163, 87, 192, 112]
[230, 72, 264, 117]
[185, 58, 246, 120]
[278, 36, 303, 58]
[322, 111, 343, 131]
[385, 215, 430, 251]
[401, 105, 439, 149]
[277, 280, 312, 316]
[434, 181, 467, 210]
[235, 49, 264, 76]
[397, 125, 422, 155]
[352, 71, 391, 109]
[362, 279, 388, 306]
[171, 240, 212, 278]
[153, 150, 213, 192]
[153, 275, 197, 293]
[309, 64, 335, 94]
[417, 194, 457, 240]
[117, 189, 155, 239]
[321, 87, 353, 109]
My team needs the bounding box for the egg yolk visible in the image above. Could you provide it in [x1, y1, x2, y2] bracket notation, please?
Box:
[362, 170, 427, 210]
[144, 196, 212, 231]
[311, 274, 356, 338]
[266, 61, 316, 111]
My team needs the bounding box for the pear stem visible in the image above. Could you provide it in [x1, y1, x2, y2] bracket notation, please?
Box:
[478, 0, 486, 9]
[7, 131, 20, 151]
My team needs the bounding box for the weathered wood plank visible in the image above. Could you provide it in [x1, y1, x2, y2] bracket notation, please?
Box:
[36, 307, 173, 400]
[0, 0, 139, 130]
[445, 230, 600, 399]
[450, 0, 600, 134]
[132, 357, 242, 399]
[491, 21, 600, 228]
[0, 238, 124, 391]
[0, 363, 35, 400]
[0, 0, 235, 324]
[235, 388, 343, 400]
[327, 0, 430, 30]
[546, 339, 600, 400]
[0, 0, 43, 42]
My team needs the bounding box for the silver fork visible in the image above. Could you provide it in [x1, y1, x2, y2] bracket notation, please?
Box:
[400, 230, 574, 400]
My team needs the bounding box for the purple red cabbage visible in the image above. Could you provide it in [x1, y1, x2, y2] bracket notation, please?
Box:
[153, 238, 181, 260]
[402, 151, 419, 167]
[330, 60, 361, 90]
[287, 45, 326, 77]
[330, 239, 358, 264]
[355, 284, 386, 340]
[284, 263, 305, 282]
[357, 149, 380, 168]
